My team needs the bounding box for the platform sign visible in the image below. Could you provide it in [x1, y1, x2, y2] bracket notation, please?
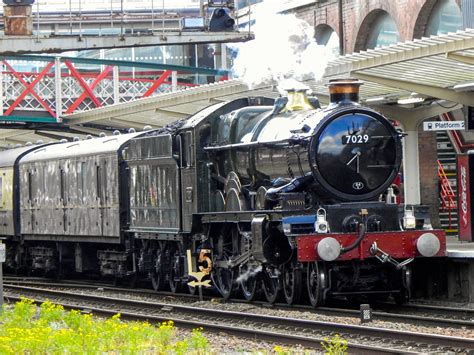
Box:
[423, 121, 465, 131]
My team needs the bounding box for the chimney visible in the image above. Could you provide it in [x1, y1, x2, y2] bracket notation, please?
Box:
[328, 78, 363, 105]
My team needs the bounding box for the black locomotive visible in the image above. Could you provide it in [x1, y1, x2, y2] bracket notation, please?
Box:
[1, 79, 445, 306]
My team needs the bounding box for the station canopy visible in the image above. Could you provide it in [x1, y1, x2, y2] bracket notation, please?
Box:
[2, 28, 474, 147]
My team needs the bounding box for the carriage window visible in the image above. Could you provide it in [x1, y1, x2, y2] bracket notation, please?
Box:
[185, 131, 194, 168]
[60, 168, 66, 205]
[0, 176, 3, 206]
[104, 160, 108, 201]
[28, 171, 33, 203]
[97, 164, 103, 202]
[77, 162, 85, 202]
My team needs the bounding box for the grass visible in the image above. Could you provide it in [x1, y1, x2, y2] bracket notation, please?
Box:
[0, 297, 209, 354]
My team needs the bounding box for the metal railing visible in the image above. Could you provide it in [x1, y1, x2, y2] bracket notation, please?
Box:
[437, 159, 456, 230]
[0, 55, 229, 123]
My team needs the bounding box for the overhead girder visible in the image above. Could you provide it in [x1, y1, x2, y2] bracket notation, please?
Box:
[352, 72, 474, 107]
[370, 101, 463, 131]
[446, 51, 474, 65]
[0, 32, 253, 55]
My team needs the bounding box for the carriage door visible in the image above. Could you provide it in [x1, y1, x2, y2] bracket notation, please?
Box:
[180, 130, 196, 232]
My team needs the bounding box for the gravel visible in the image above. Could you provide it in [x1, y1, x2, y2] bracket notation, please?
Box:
[176, 328, 314, 353]
[5, 284, 474, 341]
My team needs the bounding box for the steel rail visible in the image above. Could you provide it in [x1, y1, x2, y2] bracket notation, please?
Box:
[3, 293, 392, 354]
[4, 284, 473, 353]
[4, 279, 473, 328]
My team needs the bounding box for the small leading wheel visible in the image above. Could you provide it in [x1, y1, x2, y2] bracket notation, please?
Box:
[282, 262, 302, 305]
[151, 246, 165, 291]
[261, 265, 280, 304]
[393, 266, 411, 305]
[124, 272, 138, 288]
[168, 245, 182, 294]
[394, 288, 408, 305]
[307, 261, 327, 307]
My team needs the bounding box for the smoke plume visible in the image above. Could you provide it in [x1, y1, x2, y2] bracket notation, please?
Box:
[231, 1, 334, 88]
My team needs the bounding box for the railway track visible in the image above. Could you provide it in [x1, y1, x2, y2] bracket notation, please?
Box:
[3, 278, 474, 329]
[3, 283, 474, 353]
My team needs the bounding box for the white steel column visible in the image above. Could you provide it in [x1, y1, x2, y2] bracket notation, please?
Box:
[0, 63, 3, 116]
[220, 43, 227, 69]
[113, 66, 120, 105]
[171, 71, 178, 92]
[54, 57, 62, 122]
[402, 122, 421, 205]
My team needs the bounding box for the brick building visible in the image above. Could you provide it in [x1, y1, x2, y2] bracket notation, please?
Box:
[293, 0, 463, 54]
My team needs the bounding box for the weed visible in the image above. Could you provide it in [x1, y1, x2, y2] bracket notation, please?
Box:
[0, 298, 209, 354]
[321, 333, 348, 355]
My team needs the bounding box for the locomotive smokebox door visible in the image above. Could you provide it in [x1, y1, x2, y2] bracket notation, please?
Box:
[180, 131, 196, 232]
[457, 153, 474, 241]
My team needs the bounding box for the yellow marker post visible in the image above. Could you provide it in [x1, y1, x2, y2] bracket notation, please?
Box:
[186, 249, 212, 301]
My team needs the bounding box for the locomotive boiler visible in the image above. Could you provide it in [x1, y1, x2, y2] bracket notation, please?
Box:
[209, 80, 401, 203]
[1, 78, 446, 307]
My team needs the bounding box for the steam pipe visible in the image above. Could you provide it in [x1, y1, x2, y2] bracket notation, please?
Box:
[341, 223, 366, 253]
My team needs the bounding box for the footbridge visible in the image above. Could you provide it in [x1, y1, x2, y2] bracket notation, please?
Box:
[0, 0, 250, 54]
[0, 54, 229, 139]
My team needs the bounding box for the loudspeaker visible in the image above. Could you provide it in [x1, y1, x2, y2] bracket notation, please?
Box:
[3, 0, 35, 5]
[209, 8, 235, 32]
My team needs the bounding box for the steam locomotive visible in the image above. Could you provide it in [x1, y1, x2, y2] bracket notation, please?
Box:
[1, 79, 445, 306]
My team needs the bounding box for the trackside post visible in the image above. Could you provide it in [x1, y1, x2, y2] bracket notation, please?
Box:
[0, 240, 4, 310]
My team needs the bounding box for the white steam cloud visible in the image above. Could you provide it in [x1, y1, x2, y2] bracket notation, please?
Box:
[236, 265, 262, 283]
[231, 1, 334, 88]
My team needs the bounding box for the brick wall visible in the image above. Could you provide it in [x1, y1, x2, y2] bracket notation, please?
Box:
[418, 128, 440, 227]
[295, 0, 461, 54]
